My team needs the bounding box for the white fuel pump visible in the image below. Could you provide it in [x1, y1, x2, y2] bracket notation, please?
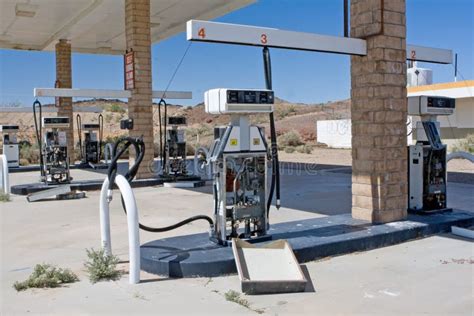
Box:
[205, 88, 274, 245]
[408, 95, 455, 213]
[76, 114, 104, 165]
[33, 100, 71, 184]
[0, 125, 20, 168]
[41, 117, 71, 184]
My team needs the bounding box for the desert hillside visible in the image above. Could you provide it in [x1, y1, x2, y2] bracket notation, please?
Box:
[0, 98, 350, 147]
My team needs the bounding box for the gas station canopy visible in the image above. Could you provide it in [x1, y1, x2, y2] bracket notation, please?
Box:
[0, 0, 254, 55]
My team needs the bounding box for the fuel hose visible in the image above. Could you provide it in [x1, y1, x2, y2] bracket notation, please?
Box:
[263, 47, 281, 214]
[106, 136, 213, 233]
[32, 100, 45, 178]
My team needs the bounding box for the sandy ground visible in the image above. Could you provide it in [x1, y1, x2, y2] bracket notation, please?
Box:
[1, 183, 473, 315]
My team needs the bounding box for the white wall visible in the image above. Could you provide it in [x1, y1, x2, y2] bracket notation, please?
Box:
[318, 119, 413, 148]
[316, 119, 352, 148]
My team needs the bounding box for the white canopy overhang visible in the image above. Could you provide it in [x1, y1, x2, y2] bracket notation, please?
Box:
[0, 0, 255, 55]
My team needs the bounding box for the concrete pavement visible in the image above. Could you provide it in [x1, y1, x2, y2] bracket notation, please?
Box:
[1, 165, 473, 315]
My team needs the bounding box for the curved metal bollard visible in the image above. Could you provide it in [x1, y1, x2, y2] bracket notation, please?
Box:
[99, 175, 140, 284]
[0, 155, 10, 195]
[447, 151, 474, 163]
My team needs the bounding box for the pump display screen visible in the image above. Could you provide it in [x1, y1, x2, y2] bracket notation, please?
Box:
[0, 125, 19, 132]
[427, 97, 455, 109]
[44, 117, 70, 125]
[227, 90, 274, 104]
[167, 117, 187, 125]
[82, 124, 100, 129]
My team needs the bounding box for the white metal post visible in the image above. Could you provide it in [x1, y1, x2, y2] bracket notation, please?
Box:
[0, 155, 10, 195]
[103, 143, 114, 165]
[99, 178, 112, 255]
[99, 174, 140, 284]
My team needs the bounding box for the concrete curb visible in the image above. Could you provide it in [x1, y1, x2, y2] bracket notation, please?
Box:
[141, 210, 474, 278]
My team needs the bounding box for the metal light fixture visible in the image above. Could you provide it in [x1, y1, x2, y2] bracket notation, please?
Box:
[15, 3, 38, 18]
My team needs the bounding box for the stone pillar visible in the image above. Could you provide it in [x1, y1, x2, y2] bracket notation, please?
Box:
[125, 0, 154, 178]
[350, 0, 408, 223]
[55, 39, 74, 161]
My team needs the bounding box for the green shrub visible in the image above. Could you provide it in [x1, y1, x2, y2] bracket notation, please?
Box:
[20, 143, 40, 164]
[84, 248, 121, 284]
[296, 144, 313, 154]
[224, 290, 264, 314]
[225, 290, 250, 308]
[187, 124, 213, 144]
[19, 158, 29, 166]
[451, 134, 474, 153]
[108, 104, 126, 113]
[0, 192, 10, 202]
[284, 146, 296, 153]
[277, 130, 304, 147]
[186, 143, 196, 156]
[13, 263, 78, 291]
[104, 113, 113, 123]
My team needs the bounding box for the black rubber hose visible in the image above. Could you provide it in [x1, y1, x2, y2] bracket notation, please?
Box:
[158, 99, 164, 170]
[76, 114, 83, 161]
[263, 47, 281, 213]
[32, 100, 44, 177]
[98, 114, 104, 160]
[163, 99, 168, 173]
[107, 136, 213, 233]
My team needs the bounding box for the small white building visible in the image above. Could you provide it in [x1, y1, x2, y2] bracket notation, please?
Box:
[316, 80, 474, 148]
[407, 80, 474, 143]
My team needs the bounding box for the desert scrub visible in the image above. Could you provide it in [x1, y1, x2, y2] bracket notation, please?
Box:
[20, 143, 40, 164]
[224, 290, 264, 314]
[0, 192, 10, 202]
[104, 113, 113, 123]
[84, 248, 121, 283]
[107, 103, 126, 113]
[451, 134, 474, 153]
[284, 146, 296, 153]
[13, 263, 78, 291]
[296, 144, 313, 154]
[278, 130, 304, 147]
[19, 158, 29, 166]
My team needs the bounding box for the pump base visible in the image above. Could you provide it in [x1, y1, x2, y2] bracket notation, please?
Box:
[158, 174, 202, 182]
[11, 178, 164, 195]
[408, 207, 452, 215]
[140, 210, 474, 278]
[210, 234, 272, 247]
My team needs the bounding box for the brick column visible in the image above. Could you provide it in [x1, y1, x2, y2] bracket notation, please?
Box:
[125, 0, 154, 178]
[55, 39, 74, 161]
[350, 0, 408, 223]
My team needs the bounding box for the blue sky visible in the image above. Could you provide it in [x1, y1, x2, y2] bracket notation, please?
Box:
[0, 0, 472, 107]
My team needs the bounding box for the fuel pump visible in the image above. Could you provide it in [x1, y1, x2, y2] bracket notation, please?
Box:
[408, 96, 455, 213]
[33, 100, 71, 184]
[76, 114, 104, 165]
[0, 125, 20, 167]
[205, 89, 274, 245]
[157, 99, 194, 179]
[162, 116, 187, 176]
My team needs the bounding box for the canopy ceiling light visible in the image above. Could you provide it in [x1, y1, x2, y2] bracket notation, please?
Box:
[15, 3, 38, 18]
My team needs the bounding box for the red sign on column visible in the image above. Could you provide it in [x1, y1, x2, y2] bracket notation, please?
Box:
[54, 80, 61, 107]
[124, 50, 135, 90]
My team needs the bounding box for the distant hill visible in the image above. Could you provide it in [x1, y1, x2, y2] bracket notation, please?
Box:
[0, 98, 350, 145]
